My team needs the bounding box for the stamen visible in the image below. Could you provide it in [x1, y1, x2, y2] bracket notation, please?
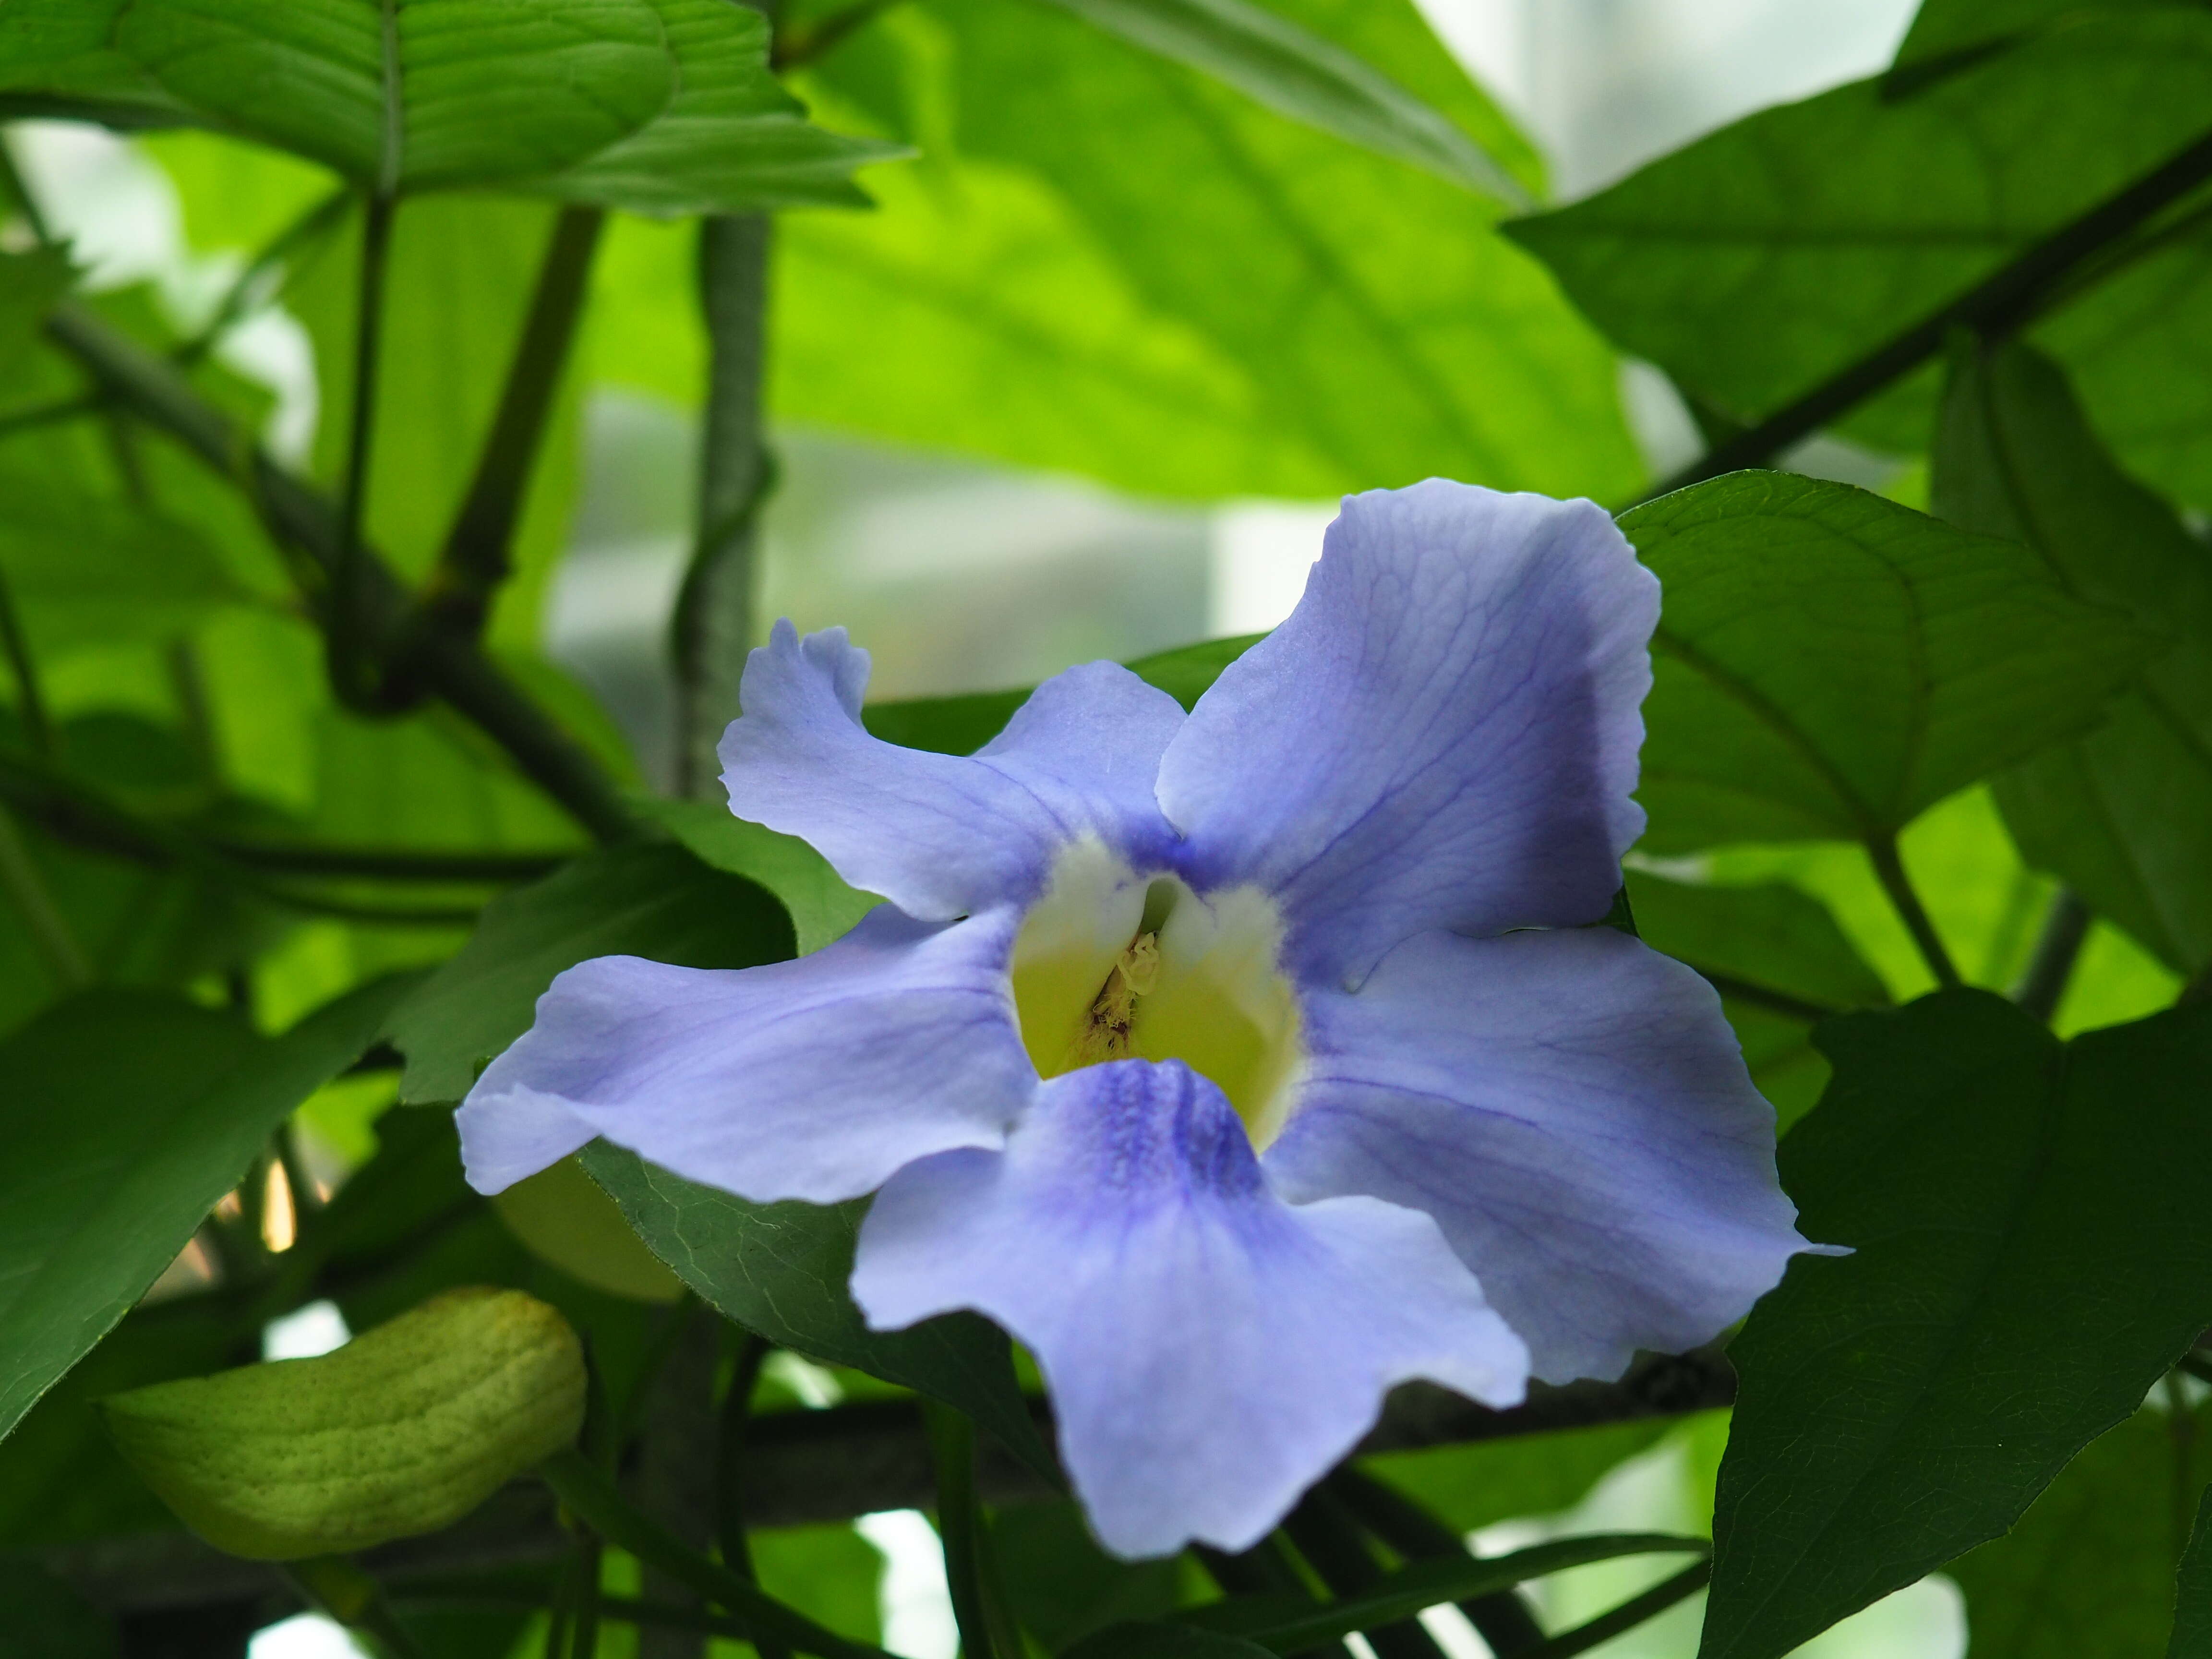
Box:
[1075, 933, 1159, 1064]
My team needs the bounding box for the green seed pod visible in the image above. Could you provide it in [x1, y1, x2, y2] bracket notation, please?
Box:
[101, 1286, 584, 1560]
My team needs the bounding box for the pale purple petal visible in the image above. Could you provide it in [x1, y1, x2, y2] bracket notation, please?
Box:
[1266, 925, 1811, 1384]
[1155, 482, 1656, 987]
[718, 623, 1182, 919]
[457, 907, 1034, 1203]
[851, 1058, 1528, 1558]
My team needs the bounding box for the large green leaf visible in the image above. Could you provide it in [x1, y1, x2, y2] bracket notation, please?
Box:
[642, 799, 881, 955]
[1948, 1401, 2207, 1659]
[1028, 0, 1524, 200]
[0, 0, 177, 126]
[579, 1141, 1059, 1484]
[1932, 338, 2212, 977]
[114, 0, 673, 192]
[772, 0, 1637, 503]
[1701, 991, 2212, 1659]
[382, 843, 794, 1103]
[1620, 472, 2148, 851]
[1506, 12, 2212, 483]
[0, 974, 411, 1444]
[0, 468, 243, 653]
[533, 0, 896, 214]
[1893, 0, 2176, 67]
[1359, 1419, 1676, 1536]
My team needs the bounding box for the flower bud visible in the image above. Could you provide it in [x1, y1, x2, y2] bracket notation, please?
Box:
[102, 1287, 584, 1560]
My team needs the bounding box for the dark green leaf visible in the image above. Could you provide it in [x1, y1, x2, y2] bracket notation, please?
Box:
[1029, 0, 1525, 200]
[1124, 632, 1262, 710]
[1627, 871, 1889, 1013]
[382, 843, 794, 1104]
[994, 1499, 1184, 1650]
[2173, 1483, 2212, 1659]
[1186, 1534, 1707, 1651]
[1064, 1623, 1278, 1659]
[115, 0, 674, 192]
[0, 1559, 116, 1658]
[579, 1140, 1060, 1486]
[0, 974, 413, 1444]
[643, 799, 881, 955]
[1621, 471, 2148, 850]
[1948, 1401, 2207, 1659]
[778, 0, 1637, 503]
[755, 1521, 890, 1646]
[1932, 337, 2212, 978]
[0, 0, 178, 126]
[1893, 0, 2174, 69]
[1702, 991, 2212, 1659]
[1506, 13, 2212, 474]
[532, 0, 896, 214]
[860, 687, 1031, 756]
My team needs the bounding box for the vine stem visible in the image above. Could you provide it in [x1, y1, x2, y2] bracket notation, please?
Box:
[924, 1404, 1024, 1659]
[538, 1448, 896, 1659]
[1868, 834, 1962, 990]
[43, 302, 641, 843]
[1639, 120, 2212, 501]
[2012, 888, 2091, 1022]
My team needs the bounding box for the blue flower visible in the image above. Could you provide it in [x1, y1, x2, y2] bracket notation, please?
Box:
[459, 481, 1817, 1557]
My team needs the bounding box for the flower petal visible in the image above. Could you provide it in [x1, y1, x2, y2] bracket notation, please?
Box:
[850, 1058, 1527, 1558]
[718, 624, 1183, 919]
[457, 907, 1034, 1202]
[1155, 481, 1656, 986]
[1266, 925, 1813, 1383]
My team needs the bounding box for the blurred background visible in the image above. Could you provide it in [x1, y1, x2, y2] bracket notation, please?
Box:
[12, 2, 1977, 1655]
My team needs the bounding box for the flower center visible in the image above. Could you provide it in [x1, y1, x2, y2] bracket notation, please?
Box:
[1010, 841, 1304, 1148]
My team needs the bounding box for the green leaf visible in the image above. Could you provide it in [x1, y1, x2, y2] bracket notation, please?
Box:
[641, 799, 881, 955]
[383, 843, 794, 1104]
[2174, 1484, 2212, 1659]
[1028, 0, 1525, 201]
[1702, 991, 2212, 1659]
[994, 1499, 1184, 1650]
[0, 246, 73, 385]
[1893, 0, 2174, 69]
[0, 0, 179, 127]
[579, 1140, 1060, 1487]
[531, 0, 898, 214]
[1358, 1419, 1677, 1537]
[1932, 337, 2212, 978]
[1064, 1624, 1278, 1659]
[1124, 632, 1263, 709]
[1505, 12, 2212, 473]
[0, 468, 243, 653]
[103, 1286, 584, 1559]
[490, 1154, 684, 1303]
[1627, 870, 1890, 1014]
[0, 974, 413, 1444]
[773, 0, 1637, 504]
[755, 1522, 890, 1647]
[1620, 471, 2149, 850]
[1184, 1534, 1708, 1650]
[1948, 1400, 2207, 1659]
[114, 0, 674, 192]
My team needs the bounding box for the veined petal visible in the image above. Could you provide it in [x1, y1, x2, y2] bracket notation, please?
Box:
[457, 907, 1034, 1203]
[718, 624, 1183, 920]
[850, 1059, 1527, 1558]
[1267, 925, 1813, 1383]
[1156, 482, 1655, 986]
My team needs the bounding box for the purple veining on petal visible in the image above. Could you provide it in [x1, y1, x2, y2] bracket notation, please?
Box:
[851, 1058, 1527, 1557]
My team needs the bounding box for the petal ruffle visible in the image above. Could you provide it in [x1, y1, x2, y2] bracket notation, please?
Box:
[850, 1058, 1527, 1558]
[1266, 925, 1812, 1384]
[719, 624, 1183, 919]
[1155, 482, 1656, 986]
[457, 907, 1034, 1202]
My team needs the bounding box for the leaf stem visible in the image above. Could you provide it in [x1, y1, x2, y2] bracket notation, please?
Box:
[0, 801, 90, 987]
[539, 1447, 896, 1659]
[2011, 888, 2091, 1022]
[1524, 1561, 1709, 1659]
[0, 563, 54, 755]
[41, 302, 643, 842]
[1868, 834, 1961, 989]
[174, 185, 353, 368]
[1327, 1470, 1546, 1658]
[285, 1556, 426, 1659]
[716, 1333, 793, 1659]
[772, 0, 906, 69]
[1641, 120, 2212, 500]
[332, 191, 397, 710]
